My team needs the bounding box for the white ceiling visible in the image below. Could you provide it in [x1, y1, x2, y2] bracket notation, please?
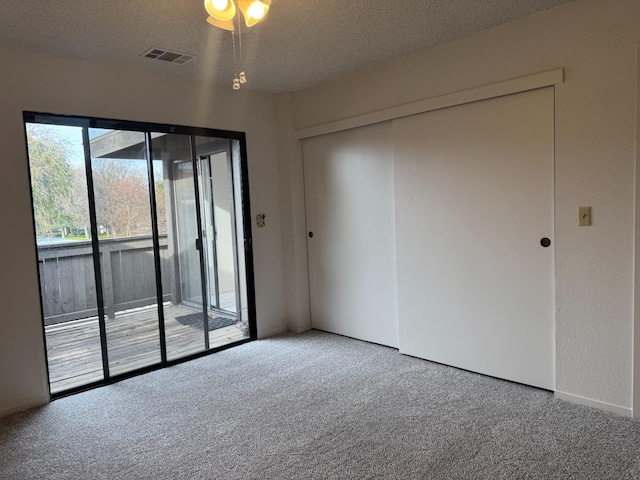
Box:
[0, 0, 575, 93]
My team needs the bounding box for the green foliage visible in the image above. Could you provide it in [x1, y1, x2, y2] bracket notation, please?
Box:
[27, 125, 77, 237]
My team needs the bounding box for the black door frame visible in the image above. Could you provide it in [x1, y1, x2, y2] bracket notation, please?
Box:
[23, 111, 258, 400]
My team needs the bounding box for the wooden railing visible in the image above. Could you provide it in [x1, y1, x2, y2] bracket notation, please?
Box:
[38, 235, 171, 326]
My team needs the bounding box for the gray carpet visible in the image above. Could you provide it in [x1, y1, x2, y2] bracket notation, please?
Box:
[1, 330, 639, 479]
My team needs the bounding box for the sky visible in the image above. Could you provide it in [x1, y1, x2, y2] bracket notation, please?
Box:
[26, 122, 157, 179]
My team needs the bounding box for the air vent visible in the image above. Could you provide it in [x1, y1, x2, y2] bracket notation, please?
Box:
[141, 48, 196, 65]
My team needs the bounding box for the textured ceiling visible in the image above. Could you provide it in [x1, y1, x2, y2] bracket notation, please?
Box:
[0, 0, 575, 93]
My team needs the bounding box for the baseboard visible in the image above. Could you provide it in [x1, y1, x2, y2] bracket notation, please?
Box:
[0, 397, 49, 419]
[288, 323, 312, 334]
[257, 324, 290, 339]
[554, 391, 632, 417]
[260, 318, 312, 337]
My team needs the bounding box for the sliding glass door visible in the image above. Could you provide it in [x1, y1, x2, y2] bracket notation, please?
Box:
[25, 113, 256, 396]
[199, 149, 240, 316]
[26, 123, 105, 392]
[157, 133, 211, 360]
[89, 128, 163, 376]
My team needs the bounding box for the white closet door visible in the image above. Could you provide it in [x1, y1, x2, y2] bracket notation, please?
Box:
[393, 88, 555, 389]
[303, 122, 398, 347]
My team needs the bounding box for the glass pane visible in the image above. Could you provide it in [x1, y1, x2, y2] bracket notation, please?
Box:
[151, 133, 207, 360]
[210, 152, 236, 313]
[174, 160, 203, 305]
[230, 139, 250, 339]
[89, 128, 161, 375]
[194, 137, 249, 347]
[197, 157, 219, 311]
[26, 123, 104, 393]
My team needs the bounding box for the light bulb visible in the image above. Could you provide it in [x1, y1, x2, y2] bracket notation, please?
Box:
[246, 1, 267, 20]
[211, 0, 229, 10]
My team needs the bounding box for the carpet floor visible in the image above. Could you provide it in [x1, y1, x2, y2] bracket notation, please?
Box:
[0, 329, 639, 479]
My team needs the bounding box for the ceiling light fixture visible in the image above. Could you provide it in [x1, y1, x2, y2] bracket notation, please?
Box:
[204, 0, 271, 90]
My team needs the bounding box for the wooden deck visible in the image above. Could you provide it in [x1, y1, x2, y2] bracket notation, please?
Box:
[45, 303, 246, 393]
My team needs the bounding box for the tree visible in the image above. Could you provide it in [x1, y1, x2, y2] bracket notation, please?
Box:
[69, 166, 91, 239]
[27, 125, 164, 240]
[27, 125, 77, 237]
[154, 178, 167, 234]
[92, 159, 152, 238]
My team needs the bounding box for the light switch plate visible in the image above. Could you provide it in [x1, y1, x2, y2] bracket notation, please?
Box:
[578, 206, 591, 226]
[256, 213, 265, 228]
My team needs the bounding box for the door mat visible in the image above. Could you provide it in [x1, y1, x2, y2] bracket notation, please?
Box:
[175, 313, 236, 331]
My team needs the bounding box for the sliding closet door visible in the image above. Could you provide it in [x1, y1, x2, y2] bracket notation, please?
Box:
[303, 122, 398, 347]
[393, 88, 554, 389]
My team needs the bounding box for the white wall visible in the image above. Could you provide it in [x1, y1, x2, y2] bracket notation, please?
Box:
[634, 46, 640, 419]
[275, 94, 311, 333]
[0, 45, 288, 417]
[282, 0, 640, 415]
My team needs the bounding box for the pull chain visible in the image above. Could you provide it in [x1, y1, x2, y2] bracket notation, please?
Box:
[231, 29, 240, 90]
[238, 17, 246, 84]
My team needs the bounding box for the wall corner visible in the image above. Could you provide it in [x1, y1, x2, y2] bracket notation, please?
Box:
[633, 45, 640, 419]
[275, 93, 311, 333]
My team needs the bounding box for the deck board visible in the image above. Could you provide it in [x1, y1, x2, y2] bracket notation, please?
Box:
[45, 303, 246, 393]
